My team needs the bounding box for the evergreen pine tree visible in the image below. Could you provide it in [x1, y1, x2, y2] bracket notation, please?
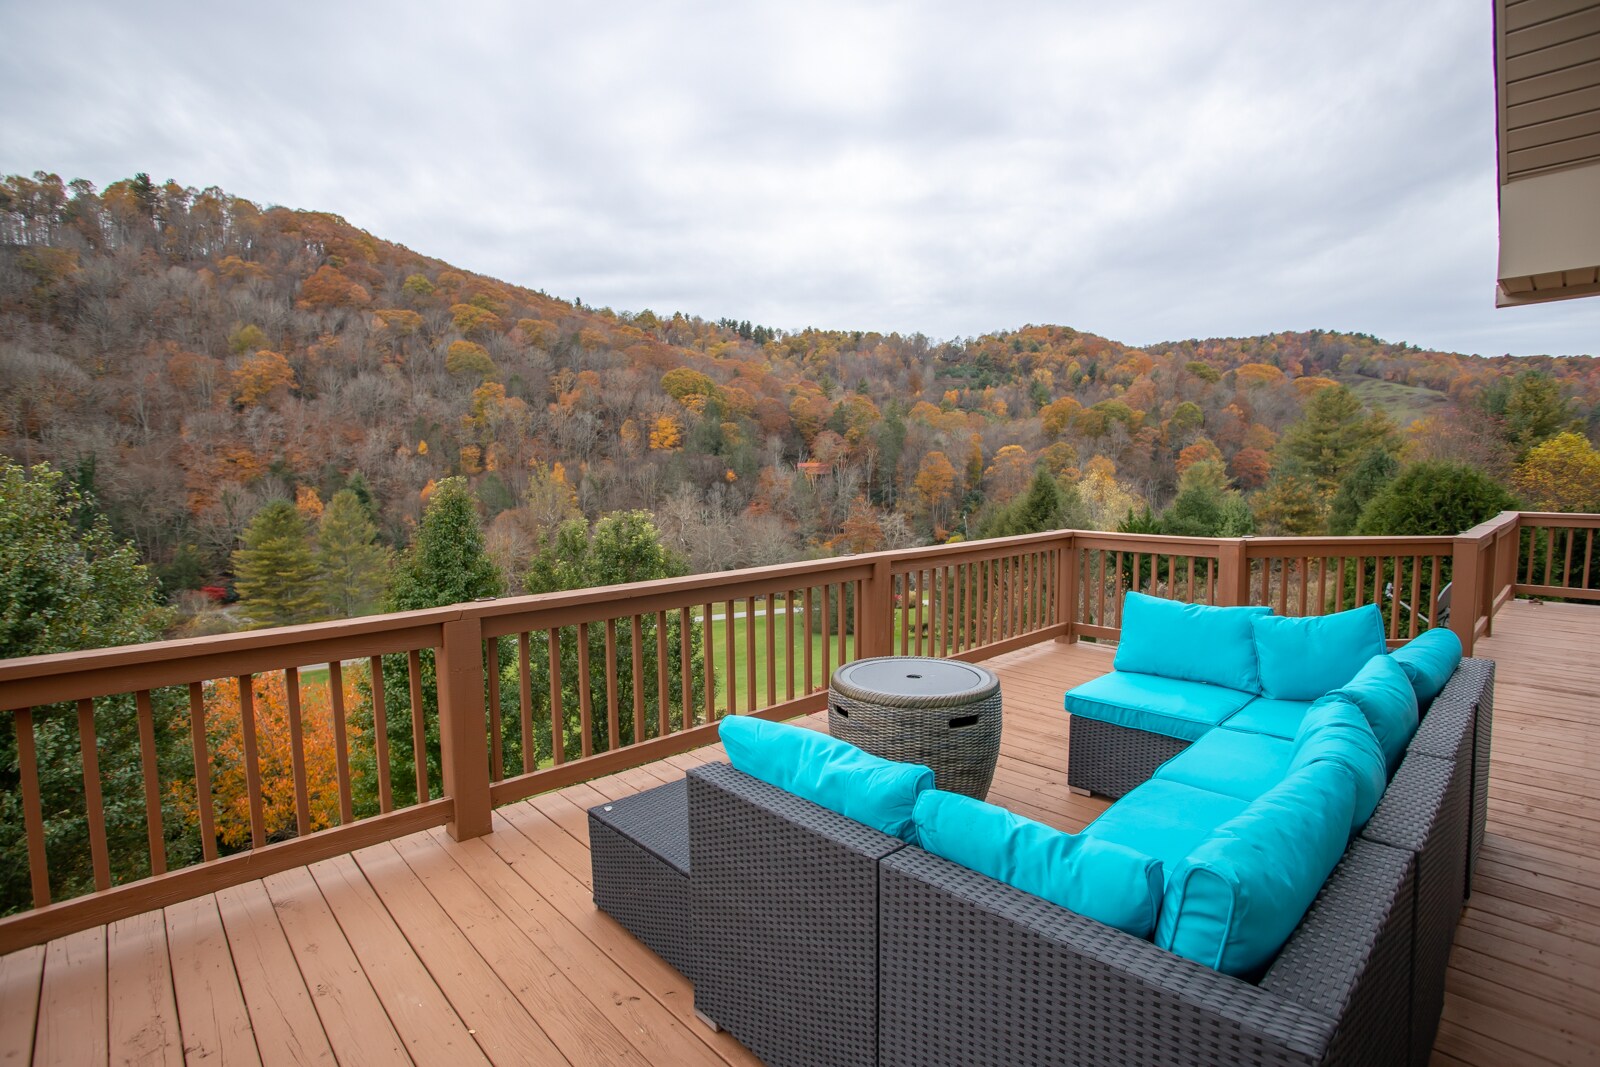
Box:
[1355, 462, 1516, 536]
[1276, 385, 1397, 497]
[1327, 447, 1400, 535]
[982, 469, 1091, 538]
[232, 500, 323, 628]
[316, 489, 389, 619]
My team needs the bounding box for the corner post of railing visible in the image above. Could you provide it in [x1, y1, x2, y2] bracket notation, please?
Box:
[861, 555, 894, 659]
[438, 615, 493, 839]
[1451, 535, 1482, 657]
[1218, 538, 1250, 606]
[1056, 531, 1079, 642]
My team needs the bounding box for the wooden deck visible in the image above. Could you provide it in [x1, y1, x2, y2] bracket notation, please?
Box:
[0, 600, 1595, 1066]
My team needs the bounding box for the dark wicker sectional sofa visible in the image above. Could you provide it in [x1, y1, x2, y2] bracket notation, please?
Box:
[599, 658, 1493, 1067]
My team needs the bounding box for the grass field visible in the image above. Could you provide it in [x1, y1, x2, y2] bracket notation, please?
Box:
[1338, 374, 1449, 427]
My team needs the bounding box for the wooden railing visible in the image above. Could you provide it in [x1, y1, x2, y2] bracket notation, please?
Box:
[0, 512, 1595, 951]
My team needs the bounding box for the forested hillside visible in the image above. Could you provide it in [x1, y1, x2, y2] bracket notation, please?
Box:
[3, 170, 1598, 635]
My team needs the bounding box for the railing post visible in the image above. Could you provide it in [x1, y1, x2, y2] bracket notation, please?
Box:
[438, 616, 493, 839]
[861, 557, 894, 659]
[1218, 539, 1250, 606]
[1451, 536, 1481, 657]
[1056, 532, 1078, 643]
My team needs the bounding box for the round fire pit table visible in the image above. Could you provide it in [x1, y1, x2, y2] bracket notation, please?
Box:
[829, 656, 1002, 799]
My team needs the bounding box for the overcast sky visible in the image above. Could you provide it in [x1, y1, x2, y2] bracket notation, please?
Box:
[1, 1, 1593, 357]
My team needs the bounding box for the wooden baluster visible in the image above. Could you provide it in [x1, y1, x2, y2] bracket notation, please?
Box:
[1544, 528, 1554, 587]
[284, 668, 311, 837]
[369, 657, 392, 812]
[1114, 552, 1125, 626]
[1388, 558, 1402, 641]
[764, 596, 777, 710]
[549, 629, 565, 764]
[658, 610, 671, 737]
[15, 709, 50, 905]
[680, 609, 694, 729]
[703, 603, 717, 718]
[1353, 558, 1365, 607]
[577, 623, 594, 755]
[631, 615, 646, 738]
[236, 679, 266, 849]
[1206, 557, 1216, 604]
[329, 661, 354, 823]
[604, 619, 621, 749]
[77, 699, 112, 888]
[917, 569, 928, 654]
[745, 597, 757, 711]
[820, 586, 832, 684]
[189, 683, 219, 859]
[1428, 557, 1442, 629]
[898, 574, 908, 655]
[521, 633, 540, 767]
[1584, 529, 1594, 592]
[836, 584, 848, 666]
[134, 690, 166, 875]
[1276, 560, 1289, 615]
[1297, 558, 1309, 616]
[802, 589, 814, 693]
[1095, 552, 1107, 623]
[406, 651, 428, 801]
[784, 592, 796, 702]
[1315, 558, 1327, 615]
[485, 637, 503, 780]
[934, 567, 945, 655]
[1563, 528, 1575, 589]
[1409, 555, 1423, 637]
[1521, 527, 1534, 585]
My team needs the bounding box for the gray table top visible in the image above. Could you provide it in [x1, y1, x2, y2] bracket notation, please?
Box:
[832, 656, 998, 702]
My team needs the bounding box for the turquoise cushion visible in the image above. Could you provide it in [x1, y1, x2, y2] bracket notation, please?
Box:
[1112, 592, 1272, 693]
[1081, 779, 1250, 883]
[1391, 628, 1463, 704]
[1289, 695, 1387, 831]
[1329, 654, 1420, 776]
[1250, 605, 1388, 701]
[1221, 697, 1314, 740]
[1063, 671, 1256, 742]
[1155, 760, 1357, 979]
[718, 717, 932, 842]
[1153, 729, 1293, 802]
[913, 789, 1164, 938]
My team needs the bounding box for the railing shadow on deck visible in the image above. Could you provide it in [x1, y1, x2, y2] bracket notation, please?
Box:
[1, 510, 1595, 953]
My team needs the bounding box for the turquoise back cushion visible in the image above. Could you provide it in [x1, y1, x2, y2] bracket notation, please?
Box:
[1250, 605, 1387, 701]
[1329, 653, 1420, 776]
[1289, 695, 1387, 831]
[914, 789, 1164, 938]
[1155, 760, 1356, 979]
[1113, 592, 1272, 693]
[1390, 628, 1463, 704]
[719, 716, 932, 842]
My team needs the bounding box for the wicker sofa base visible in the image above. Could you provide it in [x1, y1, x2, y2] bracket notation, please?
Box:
[1067, 715, 1189, 798]
[588, 778, 695, 979]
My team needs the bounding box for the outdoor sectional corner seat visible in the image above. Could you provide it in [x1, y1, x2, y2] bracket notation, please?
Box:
[589, 593, 1494, 1067]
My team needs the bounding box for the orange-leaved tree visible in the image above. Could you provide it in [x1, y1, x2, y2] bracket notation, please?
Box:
[178, 668, 365, 848]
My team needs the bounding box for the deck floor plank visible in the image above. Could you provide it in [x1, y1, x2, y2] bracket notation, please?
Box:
[163, 897, 260, 1066]
[4, 598, 1597, 1065]
[106, 909, 182, 1067]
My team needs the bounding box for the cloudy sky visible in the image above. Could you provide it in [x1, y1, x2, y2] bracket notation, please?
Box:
[1, 1, 1592, 356]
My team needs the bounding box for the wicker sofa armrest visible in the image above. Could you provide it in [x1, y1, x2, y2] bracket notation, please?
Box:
[878, 843, 1416, 1067]
[1408, 657, 1492, 768]
[687, 761, 905, 1067]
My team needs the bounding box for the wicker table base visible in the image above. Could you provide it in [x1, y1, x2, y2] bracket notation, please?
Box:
[829, 657, 1002, 798]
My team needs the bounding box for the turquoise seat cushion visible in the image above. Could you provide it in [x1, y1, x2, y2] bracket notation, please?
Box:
[1112, 591, 1272, 693]
[1391, 628, 1463, 704]
[718, 716, 932, 842]
[1250, 605, 1388, 701]
[1289, 695, 1388, 831]
[913, 789, 1164, 937]
[1328, 653, 1420, 776]
[1153, 728, 1293, 802]
[1155, 760, 1357, 979]
[1222, 697, 1315, 740]
[1081, 779, 1250, 882]
[1063, 671, 1256, 743]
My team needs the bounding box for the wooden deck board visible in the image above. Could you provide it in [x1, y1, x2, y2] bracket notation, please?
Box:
[3, 599, 1596, 1065]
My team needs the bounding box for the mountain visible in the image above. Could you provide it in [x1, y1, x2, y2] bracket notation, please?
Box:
[2, 169, 1596, 595]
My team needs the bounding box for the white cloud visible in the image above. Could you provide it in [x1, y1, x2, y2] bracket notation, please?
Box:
[0, 0, 1591, 356]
